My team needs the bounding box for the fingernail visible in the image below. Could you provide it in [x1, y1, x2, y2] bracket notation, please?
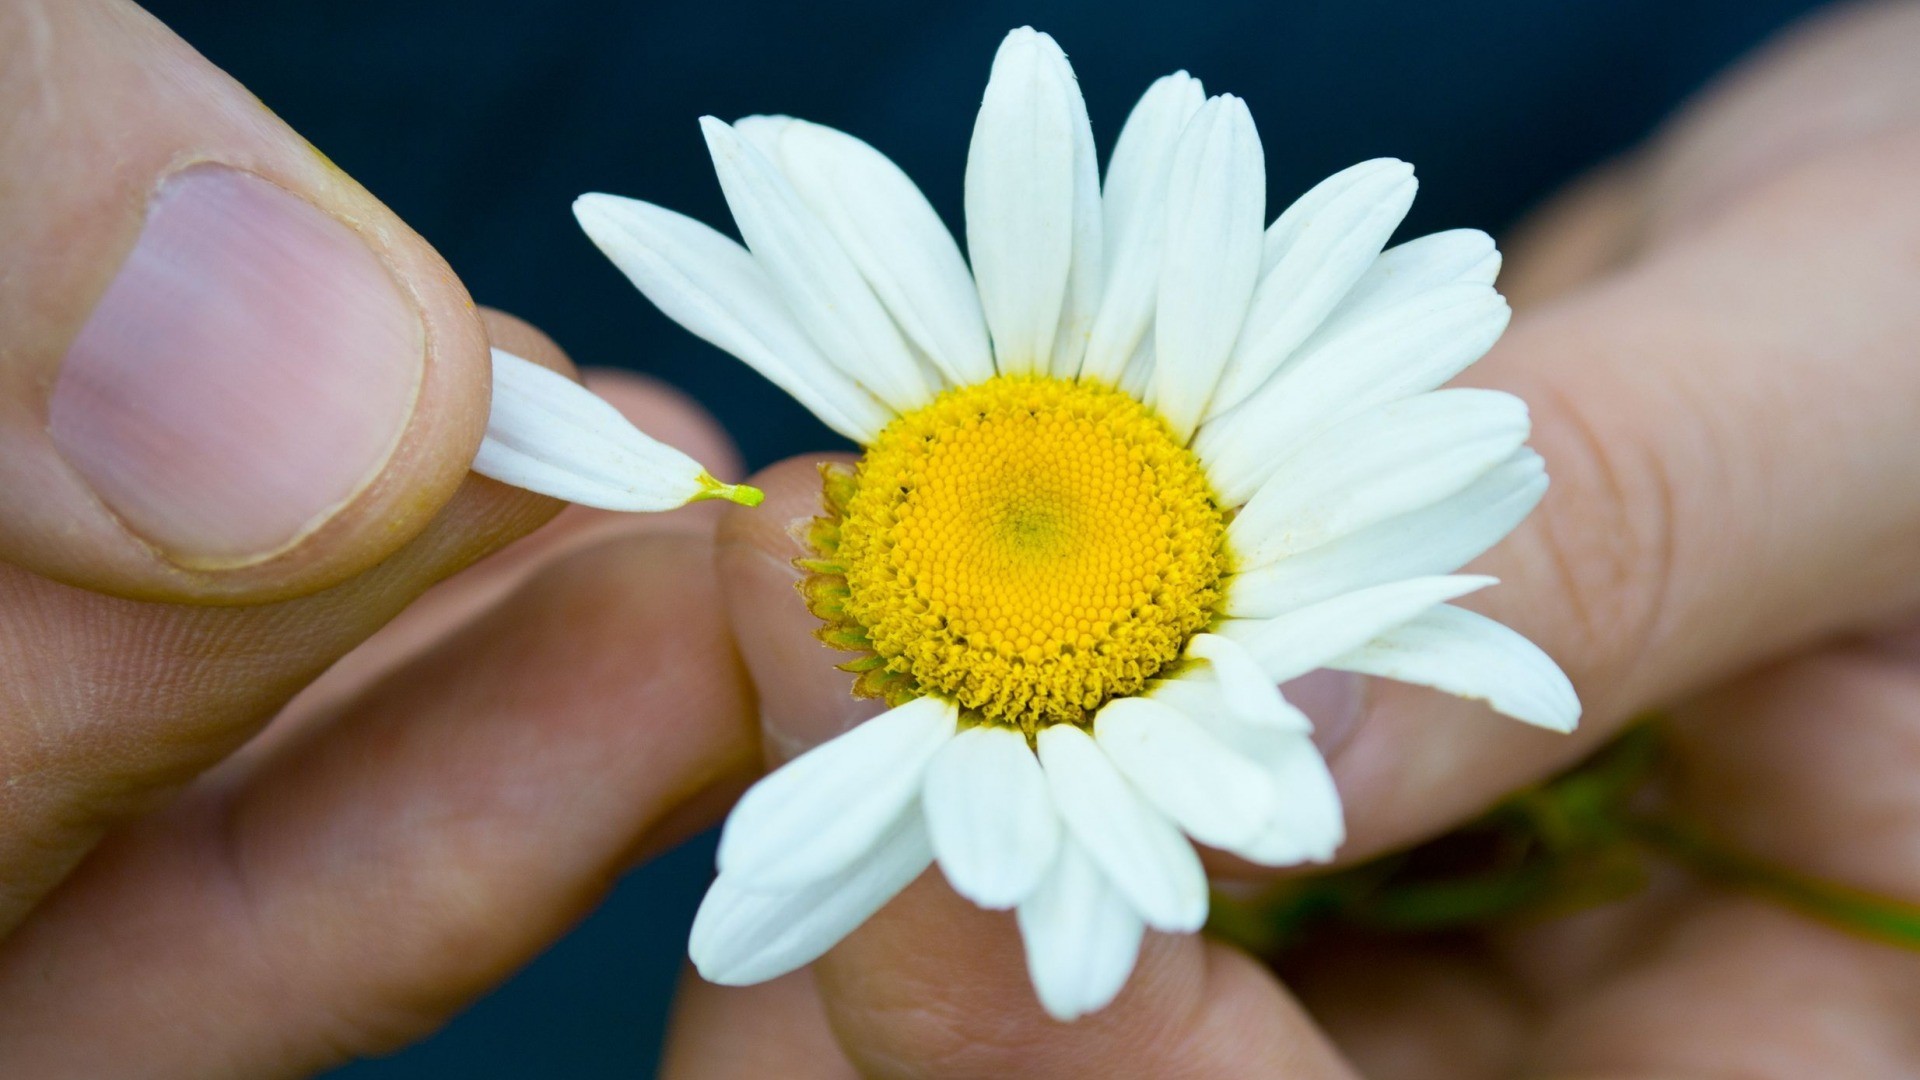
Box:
[50, 165, 424, 566]
[1282, 670, 1367, 755]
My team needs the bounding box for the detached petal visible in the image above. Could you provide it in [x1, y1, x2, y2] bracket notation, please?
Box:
[1228, 389, 1531, 568]
[758, 118, 995, 386]
[1227, 449, 1546, 617]
[690, 808, 934, 985]
[923, 724, 1061, 910]
[1207, 159, 1417, 418]
[1080, 72, 1204, 385]
[1094, 697, 1277, 851]
[572, 193, 890, 443]
[701, 117, 932, 412]
[965, 27, 1079, 377]
[1036, 724, 1208, 932]
[1220, 575, 1495, 683]
[474, 349, 758, 510]
[1331, 604, 1581, 732]
[1017, 835, 1145, 1021]
[1152, 95, 1265, 441]
[716, 696, 957, 891]
[1196, 282, 1512, 503]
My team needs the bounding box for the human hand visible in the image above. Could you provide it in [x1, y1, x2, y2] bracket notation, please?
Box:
[660, 4, 1920, 1076]
[0, 3, 763, 1074]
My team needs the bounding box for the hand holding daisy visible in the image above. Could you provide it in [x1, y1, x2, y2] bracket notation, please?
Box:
[648, 10, 1920, 1076]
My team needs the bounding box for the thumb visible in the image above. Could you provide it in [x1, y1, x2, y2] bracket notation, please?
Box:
[1, 0, 486, 603]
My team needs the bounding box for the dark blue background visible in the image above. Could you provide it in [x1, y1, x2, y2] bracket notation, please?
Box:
[140, 1, 1826, 1075]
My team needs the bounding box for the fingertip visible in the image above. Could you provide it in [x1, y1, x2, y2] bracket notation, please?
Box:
[716, 455, 872, 764]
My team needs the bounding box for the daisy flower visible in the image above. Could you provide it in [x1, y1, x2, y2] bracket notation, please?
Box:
[578, 27, 1580, 1020]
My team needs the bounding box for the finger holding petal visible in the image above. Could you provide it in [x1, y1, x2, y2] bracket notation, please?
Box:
[965, 27, 1078, 377]
[475, 349, 760, 511]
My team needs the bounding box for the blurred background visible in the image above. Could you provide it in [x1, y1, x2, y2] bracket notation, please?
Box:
[138, 1, 1828, 1074]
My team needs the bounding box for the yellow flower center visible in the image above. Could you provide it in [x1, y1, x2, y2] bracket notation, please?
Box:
[810, 376, 1226, 732]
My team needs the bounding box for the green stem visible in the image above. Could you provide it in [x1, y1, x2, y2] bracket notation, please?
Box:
[1631, 817, 1920, 949]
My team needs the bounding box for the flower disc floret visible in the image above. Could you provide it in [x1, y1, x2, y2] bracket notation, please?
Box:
[808, 376, 1227, 731]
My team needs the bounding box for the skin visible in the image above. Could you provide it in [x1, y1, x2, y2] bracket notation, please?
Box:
[0, 0, 1916, 1076]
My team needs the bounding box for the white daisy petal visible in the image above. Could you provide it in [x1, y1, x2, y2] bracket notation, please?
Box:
[1094, 697, 1277, 851]
[1119, 335, 1156, 402]
[1330, 604, 1581, 731]
[1081, 72, 1204, 385]
[1147, 671, 1313, 738]
[754, 117, 995, 387]
[1328, 228, 1501, 323]
[1227, 448, 1547, 618]
[690, 807, 933, 986]
[1207, 158, 1418, 418]
[1048, 40, 1104, 379]
[1036, 724, 1208, 932]
[701, 116, 932, 413]
[1196, 281, 1512, 503]
[474, 349, 751, 510]
[1228, 388, 1531, 568]
[923, 724, 1062, 910]
[731, 112, 796, 157]
[716, 696, 957, 891]
[1222, 730, 1346, 866]
[966, 27, 1079, 377]
[1152, 94, 1265, 441]
[1017, 835, 1145, 1021]
[573, 194, 891, 443]
[1182, 633, 1309, 732]
[1220, 574, 1495, 684]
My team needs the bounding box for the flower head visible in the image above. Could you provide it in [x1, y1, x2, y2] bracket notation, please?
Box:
[579, 26, 1579, 1020]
